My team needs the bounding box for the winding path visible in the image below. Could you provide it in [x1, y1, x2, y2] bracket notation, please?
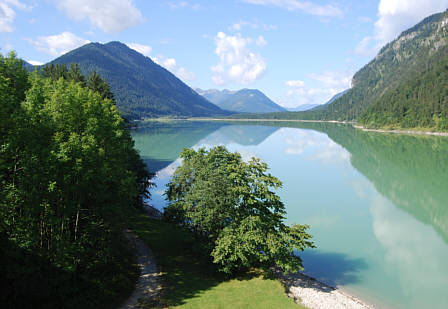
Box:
[118, 229, 162, 309]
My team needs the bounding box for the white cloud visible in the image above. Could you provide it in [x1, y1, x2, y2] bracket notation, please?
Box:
[0, 0, 31, 32]
[126, 42, 152, 56]
[282, 71, 352, 108]
[54, 0, 144, 33]
[356, 0, 448, 57]
[242, 0, 343, 18]
[27, 60, 43, 66]
[286, 80, 304, 87]
[230, 20, 277, 31]
[309, 71, 352, 88]
[211, 31, 266, 85]
[255, 35, 267, 46]
[168, 1, 201, 10]
[152, 55, 195, 82]
[29, 32, 90, 57]
[354, 36, 377, 57]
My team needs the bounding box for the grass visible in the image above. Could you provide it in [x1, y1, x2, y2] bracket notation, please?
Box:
[128, 210, 306, 309]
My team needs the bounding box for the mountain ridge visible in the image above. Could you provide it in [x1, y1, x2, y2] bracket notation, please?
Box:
[48, 41, 229, 120]
[197, 88, 286, 113]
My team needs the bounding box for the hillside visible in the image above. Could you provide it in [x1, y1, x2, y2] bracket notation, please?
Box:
[321, 9, 448, 124]
[311, 90, 349, 112]
[48, 42, 229, 119]
[197, 88, 286, 113]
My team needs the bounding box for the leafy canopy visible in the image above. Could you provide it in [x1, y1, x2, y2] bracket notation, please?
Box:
[165, 146, 314, 274]
[0, 53, 151, 308]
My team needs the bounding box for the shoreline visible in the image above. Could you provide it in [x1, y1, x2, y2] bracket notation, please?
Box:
[188, 117, 354, 124]
[353, 125, 448, 137]
[278, 271, 374, 309]
[189, 118, 448, 136]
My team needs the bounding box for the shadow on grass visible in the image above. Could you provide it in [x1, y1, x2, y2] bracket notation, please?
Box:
[299, 250, 369, 288]
[128, 213, 272, 308]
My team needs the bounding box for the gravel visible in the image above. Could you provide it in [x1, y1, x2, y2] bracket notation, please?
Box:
[279, 271, 373, 309]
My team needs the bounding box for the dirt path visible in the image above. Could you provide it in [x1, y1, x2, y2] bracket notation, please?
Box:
[118, 229, 162, 309]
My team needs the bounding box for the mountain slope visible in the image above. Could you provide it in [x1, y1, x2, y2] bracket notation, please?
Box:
[197, 88, 286, 113]
[320, 9, 448, 123]
[311, 90, 349, 112]
[49, 42, 228, 119]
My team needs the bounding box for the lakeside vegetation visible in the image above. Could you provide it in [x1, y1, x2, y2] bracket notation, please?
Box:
[128, 211, 306, 309]
[165, 146, 314, 275]
[1, 53, 309, 308]
[0, 52, 150, 308]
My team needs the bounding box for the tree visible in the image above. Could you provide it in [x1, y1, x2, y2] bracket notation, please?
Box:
[165, 146, 314, 274]
[1, 55, 151, 307]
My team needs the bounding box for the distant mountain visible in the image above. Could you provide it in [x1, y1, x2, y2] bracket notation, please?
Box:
[196, 88, 286, 113]
[287, 104, 319, 112]
[48, 41, 229, 120]
[195, 88, 236, 105]
[22, 60, 34, 71]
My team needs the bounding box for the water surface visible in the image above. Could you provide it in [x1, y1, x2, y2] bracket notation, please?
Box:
[132, 121, 448, 309]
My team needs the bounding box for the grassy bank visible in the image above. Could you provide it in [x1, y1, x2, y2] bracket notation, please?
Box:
[128, 211, 305, 309]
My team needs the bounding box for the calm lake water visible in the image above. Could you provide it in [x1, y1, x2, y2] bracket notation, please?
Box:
[132, 121, 448, 309]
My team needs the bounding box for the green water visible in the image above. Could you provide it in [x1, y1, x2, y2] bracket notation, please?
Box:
[132, 121, 448, 309]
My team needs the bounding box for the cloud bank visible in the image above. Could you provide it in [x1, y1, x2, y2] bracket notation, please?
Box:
[356, 0, 448, 56]
[54, 0, 144, 33]
[211, 32, 266, 85]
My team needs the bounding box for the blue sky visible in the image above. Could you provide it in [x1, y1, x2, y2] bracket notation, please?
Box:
[1, 0, 448, 108]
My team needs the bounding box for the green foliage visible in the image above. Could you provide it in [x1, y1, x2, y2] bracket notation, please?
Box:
[48, 41, 229, 119]
[128, 212, 305, 309]
[359, 58, 448, 130]
[0, 52, 150, 308]
[165, 146, 313, 274]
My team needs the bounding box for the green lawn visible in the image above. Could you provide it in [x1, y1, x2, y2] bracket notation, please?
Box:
[128, 211, 306, 309]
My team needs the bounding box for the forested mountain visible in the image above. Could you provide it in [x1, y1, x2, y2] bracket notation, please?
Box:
[321, 9, 448, 127]
[228, 10, 448, 130]
[48, 41, 229, 119]
[197, 88, 286, 113]
[311, 90, 349, 111]
[22, 60, 34, 71]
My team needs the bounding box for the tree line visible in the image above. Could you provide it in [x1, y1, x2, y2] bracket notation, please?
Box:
[0, 52, 150, 308]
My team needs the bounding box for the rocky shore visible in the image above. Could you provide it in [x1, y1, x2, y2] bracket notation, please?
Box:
[278, 271, 373, 309]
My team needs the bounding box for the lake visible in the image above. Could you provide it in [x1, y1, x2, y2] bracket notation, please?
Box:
[132, 121, 448, 309]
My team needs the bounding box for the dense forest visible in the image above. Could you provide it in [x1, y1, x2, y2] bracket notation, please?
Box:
[359, 57, 448, 130]
[0, 53, 151, 309]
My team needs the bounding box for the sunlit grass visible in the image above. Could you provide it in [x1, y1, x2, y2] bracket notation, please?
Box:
[128, 211, 306, 309]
